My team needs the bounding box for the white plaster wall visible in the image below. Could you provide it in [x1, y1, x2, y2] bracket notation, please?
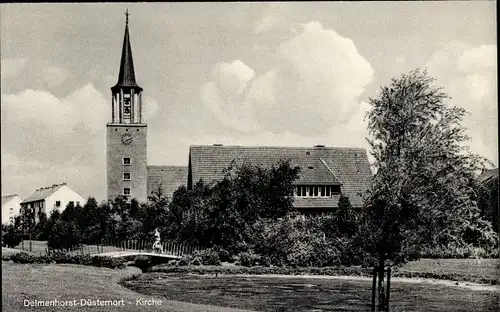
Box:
[1, 196, 22, 225]
[45, 186, 86, 217]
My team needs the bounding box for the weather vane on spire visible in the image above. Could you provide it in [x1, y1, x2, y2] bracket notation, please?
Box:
[125, 8, 130, 25]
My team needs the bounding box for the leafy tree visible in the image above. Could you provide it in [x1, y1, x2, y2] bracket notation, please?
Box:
[165, 160, 300, 254]
[34, 212, 50, 240]
[477, 176, 499, 233]
[47, 219, 81, 251]
[2, 223, 23, 248]
[335, 195, 357, 237]
[363, 69, 497, 311]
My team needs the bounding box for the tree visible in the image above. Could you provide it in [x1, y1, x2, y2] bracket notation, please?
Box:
[335, 195, 357, 237]
[34, 212, 50, 240]
[363, 69, 497, 311]
[47, 219, 81, 251]
[477, 176, 499, 233]
[2, 223, 23, 248]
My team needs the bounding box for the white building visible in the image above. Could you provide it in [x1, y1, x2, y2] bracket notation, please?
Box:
[20, 183, 86, 222]
[2, 194, 22, 225]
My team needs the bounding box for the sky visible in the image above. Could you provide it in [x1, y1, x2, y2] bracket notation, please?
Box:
[1, 2, 497, 201]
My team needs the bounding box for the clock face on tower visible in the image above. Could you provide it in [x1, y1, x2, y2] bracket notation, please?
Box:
[121, 133, 133, 145]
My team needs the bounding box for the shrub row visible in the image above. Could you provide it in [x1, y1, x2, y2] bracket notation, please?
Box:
[149, 264, 499, 286]
[150, 264, 373, 277]
[2, 251, 126, 269]
[420, 246, 499, 259]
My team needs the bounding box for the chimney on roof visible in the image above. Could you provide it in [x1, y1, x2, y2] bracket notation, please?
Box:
[314, 145, 325, 148]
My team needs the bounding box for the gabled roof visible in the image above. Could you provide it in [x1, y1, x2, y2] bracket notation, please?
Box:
[21, 183, 66, 204]
[111, 16, 142, 92]
[2, 194, 20, 206]
[189, 145, 373, 208]
[478, 168, 499, 184]
[147, 166, 188, 198]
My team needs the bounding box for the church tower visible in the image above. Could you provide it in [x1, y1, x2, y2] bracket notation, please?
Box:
[107, 10, 148, 202]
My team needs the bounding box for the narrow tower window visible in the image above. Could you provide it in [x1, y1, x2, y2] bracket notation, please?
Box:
[123, 188, 131, 196]
[122, 157, 131, 165]
[123, 172, 131, 180]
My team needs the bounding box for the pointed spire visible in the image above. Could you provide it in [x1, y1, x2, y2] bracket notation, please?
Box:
[112, 9, 142, 92]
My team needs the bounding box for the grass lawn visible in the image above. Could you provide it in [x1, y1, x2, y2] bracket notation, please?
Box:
[122, 272, 500, 312]
[1, 262, 253, 312]
[396, 258, 500, 284]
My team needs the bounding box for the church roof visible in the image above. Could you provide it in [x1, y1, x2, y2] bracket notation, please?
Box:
[112, 14, 142, 92]
[21, 183, 66, 204]
[188, 145, 373, 208]
[147, 166, 188, 198]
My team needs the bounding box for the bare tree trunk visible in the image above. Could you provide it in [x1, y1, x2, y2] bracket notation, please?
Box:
[377, 254, 386, 311]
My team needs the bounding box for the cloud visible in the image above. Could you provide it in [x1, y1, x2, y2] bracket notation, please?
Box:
[1, 58, 27, 79]
[201, 21, 374, 137]
[1, 84, 107, 199]
[143, 96, 160, 122]
[42, 66, 69, 88]
[426, 41, 497, 165]
[1, 83, 162, 200]
[201, 60, 259, 132]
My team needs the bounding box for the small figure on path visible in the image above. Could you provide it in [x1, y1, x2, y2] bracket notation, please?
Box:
[152, 228, 164, 254]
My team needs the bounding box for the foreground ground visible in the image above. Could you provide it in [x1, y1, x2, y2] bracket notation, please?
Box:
[1, 262, 253, 312]
[3, 259, 499, 312]
[122, 272, 499, 312]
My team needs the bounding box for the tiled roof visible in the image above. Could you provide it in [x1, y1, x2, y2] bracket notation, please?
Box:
[478, 168, 499, 184]
[1, 194, 19, 206]
[21, 183, 66, 204]
[189, 145, 372, 208]
[147, 166, 188, 198]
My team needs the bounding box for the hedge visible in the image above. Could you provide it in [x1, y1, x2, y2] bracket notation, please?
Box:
[149, 264, 373, 277]
[2, 251, 126, 269]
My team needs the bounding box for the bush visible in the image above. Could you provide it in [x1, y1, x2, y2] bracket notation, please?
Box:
[218, 248, 231, 262]
[238, 251, 260, 267]
[3, 252, 125, 269]
[2, 224, 23, 248]
[190, 256, 202, 266]
[200, 249, 222, 266]
[178, 255, 191, 266]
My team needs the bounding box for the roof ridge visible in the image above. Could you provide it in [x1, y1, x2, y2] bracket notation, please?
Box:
[189, 145, 367, 150]
[2, 194, 19, 198]
[319, 157, 343, 185]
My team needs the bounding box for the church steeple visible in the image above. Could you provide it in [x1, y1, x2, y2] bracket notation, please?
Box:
[110, 9, 143, 124]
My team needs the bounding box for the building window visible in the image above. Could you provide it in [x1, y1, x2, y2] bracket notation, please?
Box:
[123, 157, 131, 165]
[123, 172, 131, 181]
[55, 201, 61, 208]
[294, 185, 340, 198]
[123, 188, 131, 196]
[331, 185, 341, 195]
[9, 207, 13, 211]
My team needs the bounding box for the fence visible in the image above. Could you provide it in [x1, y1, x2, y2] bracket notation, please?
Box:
[45, 239, 202, 257]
